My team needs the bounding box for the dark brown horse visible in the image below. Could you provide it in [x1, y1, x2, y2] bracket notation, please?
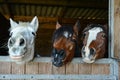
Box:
[81, 24, 108, 63]
[0, 13, 10, 55]
[51, 21, 80, 67]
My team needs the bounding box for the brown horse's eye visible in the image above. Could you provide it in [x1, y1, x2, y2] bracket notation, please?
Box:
[102, 33, 106, 38]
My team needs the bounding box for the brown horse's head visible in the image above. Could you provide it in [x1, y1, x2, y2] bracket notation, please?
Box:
[81, 24, 107, 63]
[51, 21, 80, 67]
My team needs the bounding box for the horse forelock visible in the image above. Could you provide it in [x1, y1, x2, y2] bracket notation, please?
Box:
[52, 26, 74, 42]
[87, 27, 103, 47]
[83, 24, 106, 33]
[19, 21, 30, 26]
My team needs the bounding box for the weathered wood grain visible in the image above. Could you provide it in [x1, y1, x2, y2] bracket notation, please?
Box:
[25, 62, 39, 74]
[39, 62, 52, 74]
[0, 62, 11, 74]
[11, 63, 25, 74]
[114, 0, 120, 58]
[52, 64, 66, 74]
[66, 63, 79, 74]
[78, 63, 92, 74]
[91, 64, 110, 74]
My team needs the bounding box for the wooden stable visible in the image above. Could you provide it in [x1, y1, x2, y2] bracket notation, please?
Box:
[0, 57, 118, 80]
[0, 0, 120, 80]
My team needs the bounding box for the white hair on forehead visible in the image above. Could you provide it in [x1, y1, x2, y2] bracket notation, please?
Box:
[63, 31, 72, 38]
[19, 22, 30, 26]
[87, 27, 103, 47]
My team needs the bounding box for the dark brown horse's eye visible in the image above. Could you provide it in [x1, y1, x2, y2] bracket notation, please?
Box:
[83, 32, 86, 37]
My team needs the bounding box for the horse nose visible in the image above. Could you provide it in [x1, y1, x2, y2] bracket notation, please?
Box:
[19, 38, 25, 46]
[52, 60, 63, 67]
[8, 38, 15, 47]
[81, 46, 86, 57]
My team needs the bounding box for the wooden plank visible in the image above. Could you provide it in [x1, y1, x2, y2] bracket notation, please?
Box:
[39, 62, 52, 74]
[25, 63, 39, 80]
[78, 63, 92, 74]
[65, 63, 79, 80]
[0, 62, 11, 80]
[91, 64, 110, 75]
[1, 0, 108, 9]
[11, 63, 25, 80]
[38, 62, 52, 80]
[25, 62, 39, 74]
[66, 63, 79, 74]
[0, 62, 11, 74]
[4, 15, 107, 25]
[52, 64, 66, 74]
[11, 63, 25, 74]
[114, 0, 120, 59]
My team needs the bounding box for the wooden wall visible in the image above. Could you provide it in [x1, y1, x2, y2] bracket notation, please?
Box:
[113, 0, 120, 80]
[0, 58, 112, 80]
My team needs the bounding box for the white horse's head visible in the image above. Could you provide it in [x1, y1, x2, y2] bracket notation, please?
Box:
[8, 16, 38, 64]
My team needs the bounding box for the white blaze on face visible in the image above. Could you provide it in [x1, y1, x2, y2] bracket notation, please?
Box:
[84, 27, 103, 57]
[63, 31, 69, 38]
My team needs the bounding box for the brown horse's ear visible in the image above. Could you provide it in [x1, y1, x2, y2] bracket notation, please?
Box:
[103, 24, 108, 33]
[56, 21, 61, 30]
[73, 20, 80, 35]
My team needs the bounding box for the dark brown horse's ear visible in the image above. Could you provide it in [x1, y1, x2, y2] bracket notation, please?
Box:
[73, 20, 80, 35]
[56, 21, 61, 30]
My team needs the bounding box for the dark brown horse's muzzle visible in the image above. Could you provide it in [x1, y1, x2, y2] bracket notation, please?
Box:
[51, 48, 66, 67]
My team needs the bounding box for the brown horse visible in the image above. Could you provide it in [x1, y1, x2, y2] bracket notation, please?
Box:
[81, 24, 108, 63]
[51, 21, 80, 67]
[0, 13, 10, 55]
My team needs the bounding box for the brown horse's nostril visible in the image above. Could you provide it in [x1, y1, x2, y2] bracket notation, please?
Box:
[90, 48, 95, 55]
[81, 47, 85, 55]
[20, 38, 25, 46]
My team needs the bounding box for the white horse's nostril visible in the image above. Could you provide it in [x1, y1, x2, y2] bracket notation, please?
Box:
[20, 38, 25, 46]
[8, 38, 15, 47]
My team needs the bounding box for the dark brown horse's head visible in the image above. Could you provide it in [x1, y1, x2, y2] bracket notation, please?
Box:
[81, 24, 107, 63]
[51, 21, 80, 67]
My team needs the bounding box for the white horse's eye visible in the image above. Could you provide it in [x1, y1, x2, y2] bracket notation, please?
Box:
[10, 32, 13, 36]
[32, 32, 36, 36]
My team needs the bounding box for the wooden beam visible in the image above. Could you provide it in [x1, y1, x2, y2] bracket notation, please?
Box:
[5, 15, 107, 24]
[0, 0, 108, 9]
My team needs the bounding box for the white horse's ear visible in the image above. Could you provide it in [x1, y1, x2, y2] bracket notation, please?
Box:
[30, 16, 39, 32]
[10, 18, 18, 30]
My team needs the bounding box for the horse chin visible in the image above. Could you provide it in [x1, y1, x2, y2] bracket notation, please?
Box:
[82, 58, 95, 63]
[52, 62, 63, 67]
[10, 54, 25, 61]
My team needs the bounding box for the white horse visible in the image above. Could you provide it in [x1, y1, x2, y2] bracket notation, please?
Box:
[8, 16, 39, 64]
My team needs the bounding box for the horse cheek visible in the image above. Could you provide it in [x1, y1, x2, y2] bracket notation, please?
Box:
[64, 47, 75, 64]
